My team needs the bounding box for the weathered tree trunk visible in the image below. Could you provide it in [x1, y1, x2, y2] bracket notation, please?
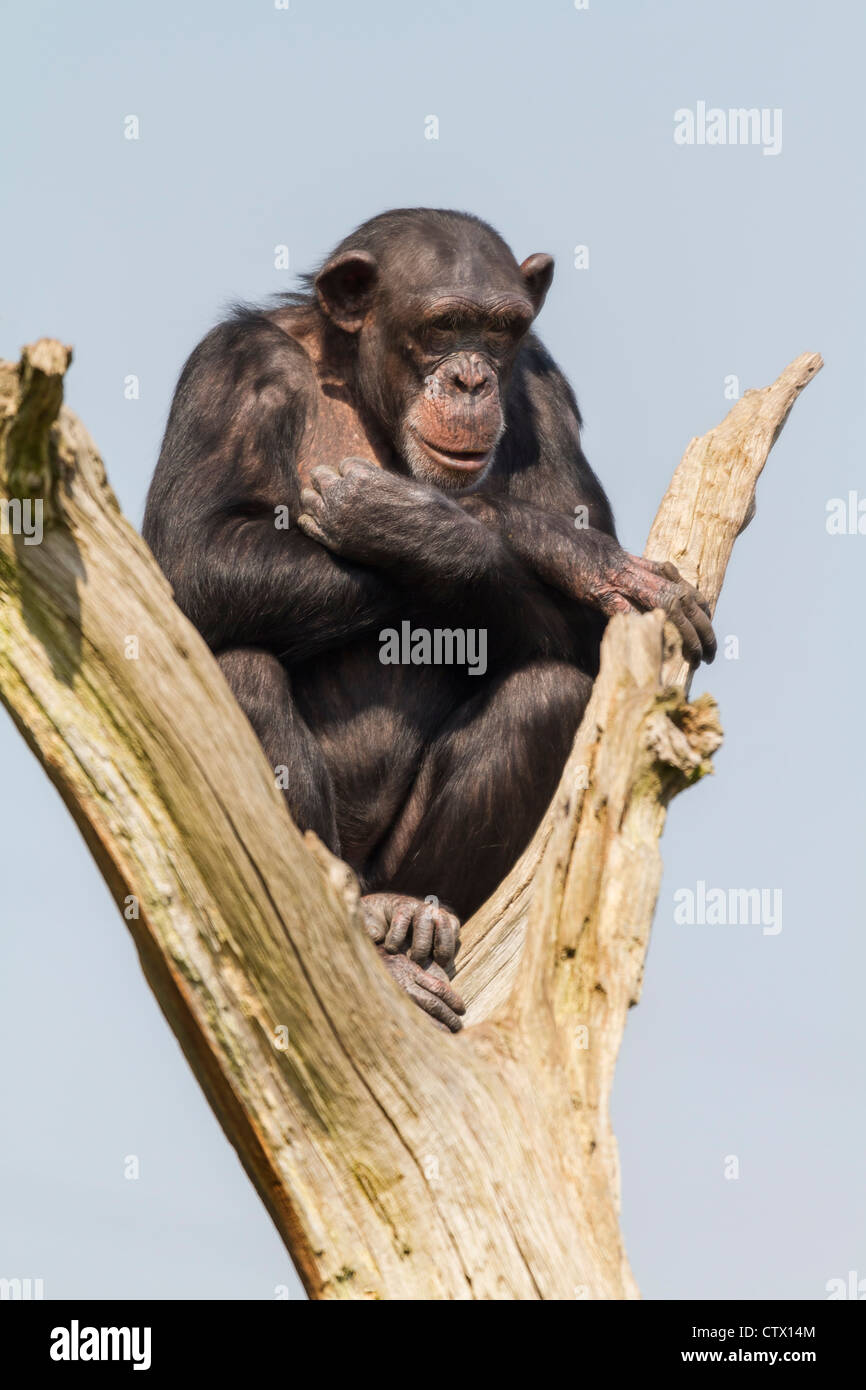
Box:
[0, 342, 820, 1299]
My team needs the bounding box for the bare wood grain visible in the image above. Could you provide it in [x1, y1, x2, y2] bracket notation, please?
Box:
[455, 353, 822, 1018]
[0, 342, 820, 1298]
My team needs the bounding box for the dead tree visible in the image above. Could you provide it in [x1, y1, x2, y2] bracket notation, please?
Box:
[0, 341, 820, 1298]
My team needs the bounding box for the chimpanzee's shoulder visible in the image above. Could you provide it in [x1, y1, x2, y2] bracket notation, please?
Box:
[511, 332, 583, 429]
[494, 332, 613, 526]
[174, 304, 318, 404]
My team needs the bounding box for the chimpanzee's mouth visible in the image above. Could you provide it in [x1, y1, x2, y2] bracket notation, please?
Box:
[415, 436, 493, 471]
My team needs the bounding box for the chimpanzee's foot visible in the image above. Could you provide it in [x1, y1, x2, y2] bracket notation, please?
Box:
[375, 947, 465, 1033]
[361, 892, 464, 1032]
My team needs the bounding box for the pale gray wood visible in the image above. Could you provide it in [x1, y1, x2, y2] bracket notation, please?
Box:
[0, 341, 820, 1298]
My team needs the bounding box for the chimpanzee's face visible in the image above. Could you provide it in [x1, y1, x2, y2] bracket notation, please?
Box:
[384, 284, 535, 489]
[315, 231, 554, 490]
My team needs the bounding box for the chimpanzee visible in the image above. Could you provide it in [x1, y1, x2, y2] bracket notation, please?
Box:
[143, 208, 714, 1031]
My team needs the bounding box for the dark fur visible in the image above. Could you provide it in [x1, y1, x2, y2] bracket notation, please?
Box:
[143, 210, 620, 918]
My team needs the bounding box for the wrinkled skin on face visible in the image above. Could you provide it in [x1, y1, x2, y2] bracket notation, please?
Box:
[315, 225, 553, 491]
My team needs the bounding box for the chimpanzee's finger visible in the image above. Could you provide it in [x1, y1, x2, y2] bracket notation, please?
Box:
[401, 959, 466, 1032]
[360, 897, 388, 943]
[659, 559, 713, 620]
[432, 910, 460, 970]
[404, 958, 465, 1016]
[671, 567, 713, 620]
[690, 586, 713, 618]
[408, 903, 436, 963]
[384, 900, 415, 954]
[404, 981, 463, 1032]
[682, 593, 717, 661]
[309, 464, 340, 490]
[338, 455, 377, 477]
[667, 602, 703, 666]
[296, 514, 328, 546]
[698, 590, 713, 618]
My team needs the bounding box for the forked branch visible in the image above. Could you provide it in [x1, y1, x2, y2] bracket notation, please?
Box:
[0, 344, 820, 1298]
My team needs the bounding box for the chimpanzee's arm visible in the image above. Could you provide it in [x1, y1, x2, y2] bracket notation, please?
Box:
[176, 515, 406, 661]
[296, 458, 590, 660]
[461, 494, 716, 665]
[297, 459, 715, 666]
[481, 338, 716, 662]
[143, 314, 406, 662]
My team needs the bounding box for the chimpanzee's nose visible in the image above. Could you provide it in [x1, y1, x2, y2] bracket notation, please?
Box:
[448, 354, 490, 395]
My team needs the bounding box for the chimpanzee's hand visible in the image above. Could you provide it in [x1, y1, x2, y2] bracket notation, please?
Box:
[361, 891, 461, 970]
[297, 457, 434, 563]
[361, 892, 465, 1032]
[375, 949, 466, 1033]
[592, 553, 716, 666]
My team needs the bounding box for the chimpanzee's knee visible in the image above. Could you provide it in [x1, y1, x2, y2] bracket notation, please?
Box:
[217, 647, 340, 853]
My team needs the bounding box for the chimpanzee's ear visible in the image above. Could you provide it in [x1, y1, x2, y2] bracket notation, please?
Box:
[315, 250, 379, 332]
[519, 253, 555, 315]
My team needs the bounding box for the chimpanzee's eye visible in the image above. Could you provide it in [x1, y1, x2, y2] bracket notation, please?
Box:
[417, 321, 455, 353]
[486, 318, 524, 346]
